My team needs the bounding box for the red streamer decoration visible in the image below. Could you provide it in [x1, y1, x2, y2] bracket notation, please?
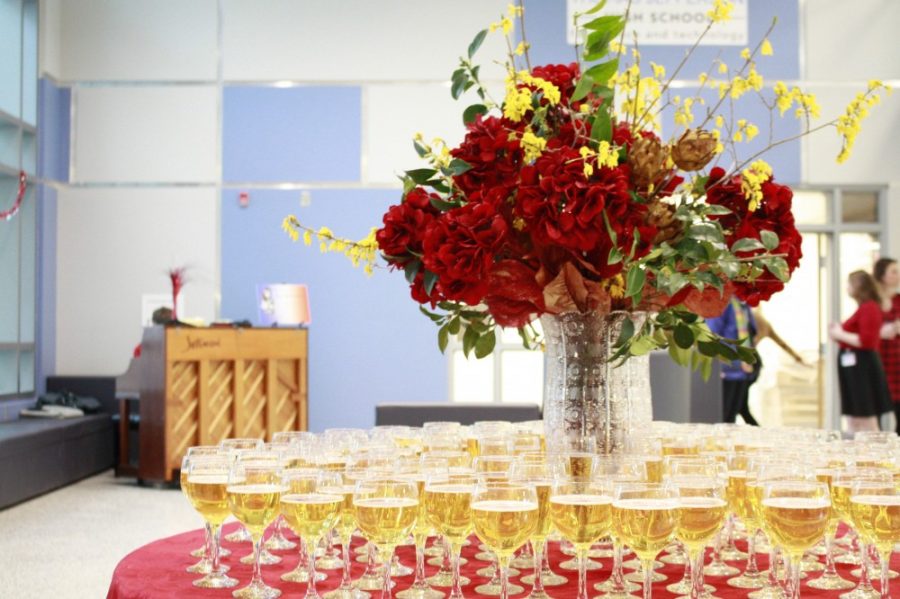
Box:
[1, 171, 26, 222]
[168, 267, 187, 321]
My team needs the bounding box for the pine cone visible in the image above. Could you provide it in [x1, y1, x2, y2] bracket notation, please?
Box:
[648, 200, 683, 244]
[672, 129, 717, 171]
[629, 136, 668, 189]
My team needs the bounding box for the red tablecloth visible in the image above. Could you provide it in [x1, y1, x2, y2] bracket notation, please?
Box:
[107, 523, 892, 598]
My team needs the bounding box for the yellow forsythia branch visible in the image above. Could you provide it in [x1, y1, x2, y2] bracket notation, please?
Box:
[282, 216, 379, 275]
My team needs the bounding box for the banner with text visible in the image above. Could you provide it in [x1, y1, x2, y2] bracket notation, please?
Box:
[566, 0, 748, 46]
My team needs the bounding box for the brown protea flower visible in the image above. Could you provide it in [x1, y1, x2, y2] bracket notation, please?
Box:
[647, 200, 683, 245]
[672, 129, 717, 171]
[629, 136, 668, 188]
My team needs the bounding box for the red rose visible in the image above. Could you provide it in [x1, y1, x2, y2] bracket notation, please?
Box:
[376, 187, 439, 266]
[422, 202, 509, 305]
[530, 63, 580, 106]
[706, 168, 803, 305]
[409, 270, 443, 306]
[483, 261, 545, 327]
[516, 147, 631, 253]
[451, 115, 524, 198]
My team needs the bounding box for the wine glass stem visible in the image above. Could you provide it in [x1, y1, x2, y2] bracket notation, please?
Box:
[306, 537, 320, 598]
[532, 540, 546, 595]
[339, 536, 353, 590]
[210, 523, 222, 573]
[612, 541, 627, 591]
[380, 548, 394, 599]
[251, 533, 264, 586]
[767, 546, 780, 588]
[642, 558, 654, 599]
[880, 554, 890, 599]
[822, 534, 838, 577]
[859, 541, 873, 590]
[746, 530, 759, 576]
[413, 537, 427, 589]
[789, 555, 801, 599]
[450, 543, 464, 599]
[576, 549, 588, 599]
[202, 522, 212, 561]
[690, 550, 705, 599]
[499, 558, 511, 599]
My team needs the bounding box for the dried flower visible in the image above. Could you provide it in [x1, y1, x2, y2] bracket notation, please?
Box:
[671, 129, 717, 171]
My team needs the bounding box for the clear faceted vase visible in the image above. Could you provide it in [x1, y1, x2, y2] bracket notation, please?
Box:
[541, 311, 653, 454]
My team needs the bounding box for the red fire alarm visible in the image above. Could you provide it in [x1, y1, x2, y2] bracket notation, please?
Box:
[238, 191, 250, 208]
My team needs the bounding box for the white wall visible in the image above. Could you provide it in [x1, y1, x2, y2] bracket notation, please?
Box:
[55, 188, 218, 374]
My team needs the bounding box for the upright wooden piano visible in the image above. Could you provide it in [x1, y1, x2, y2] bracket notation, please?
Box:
[138, 326, 308, 484]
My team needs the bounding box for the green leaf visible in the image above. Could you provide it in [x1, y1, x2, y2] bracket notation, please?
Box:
[447, 316, 461, 335]
[704, 203, 731, 215]
[616, 317, 635, 347]
[607, 247, 623, 265]
[451, 72, 469, 100]
[766, 257, 790, 282]
[673, 324, 695, 349]
[462, 326, 479, 357]
[718, 255, 741, 279]
[468, 29, 488, 59]
[760, 229, 779, 251]
[474, 330, 497, 359]
[570, 75, 595, 103]
[463, 103, 488, 125]
[406, 168, 436, 184]
[735, 345, 758, 365]
[590, 109, 612, 143]
[731, 237, 766, 253]
[668, 341, 691, 367]
[625, 266, 646, 299]
[630, 336, 656, 356]
[700, 355, 713, 380]
[424, 270, 439, 295]
[687, 222, 724, 243]
[447, 158, 472, 176]
[582, 0, 608, 15]
[429, 197, 460, 212]
[583, 15, 624, 33]
[697, 341, 720, 358]
[584, 59, 619, 86]
[418, 305, 443, 323]
[403, 260, 420, 284]
[413, 140, 429, 158]
[438, 325, 450, 353]
[602, 210, 618, 245]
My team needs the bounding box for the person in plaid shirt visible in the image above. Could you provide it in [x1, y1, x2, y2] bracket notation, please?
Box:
[874, 258, 900, 434]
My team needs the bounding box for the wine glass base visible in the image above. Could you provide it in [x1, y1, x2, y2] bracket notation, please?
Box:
[317, 556, 345, 570]
[726, 572, 768, 588]
[675, 592, 722, 599]
[835, 552, 863, 565]
[838, 588, 881, 599]
[391, 564, 414, 577]
[595, 592, 638, 599]
[424, 546, 444, 557]
[395, 587, 445, 599]
[427, 556, 467, 567]
[281, 568, 327, 583]
[226, 527, 253, 543]
[355, 545, 369, 556]
[475, 552, 495, 562]
[511, 554, 535, 569]
[475, 582, 524, 596]
[476, 566, 519, 577]
[187, 558, 214, 574]
[719, 548, 748, 561]
[322, 588, 371, 599]
[558, 558, 602, 571]
[704, 562, 740, 577]
[850, 567, 898, 580]
[806, 572, 856, 590]
[356, 574, 396, 591]
[659, 552, 688, 565]
[194, 571, 239, 588]
[192, 545, 231, 557]
[240, 548, 282, 565]
[624, 570, 667, 583]
[232, 580, 282, 598]
[425, 572, 469, 587]
[521, 571, 568, 587]
[667, 579, 714, 594]
[622, 559, 662, 571]
[800, 558, 825, 573]
[266, 533, 297, 551]
[747, 585, 787, 599]
[594, 578, 641, 593]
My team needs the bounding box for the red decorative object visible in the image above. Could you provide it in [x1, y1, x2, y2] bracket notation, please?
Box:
[168, 267, 187, 321]
[0, 171, 26, 222]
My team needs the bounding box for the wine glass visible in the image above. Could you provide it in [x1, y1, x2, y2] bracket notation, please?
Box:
[593, 456, 645, 597]
[807, 460, 855, 591]
[396, 455, 448, 599]
[726, 452, 767, 589]
[280, 465, 329, 585]
[182, 445, 231, 567]
[671, 474, 728, 599]
[185, 454, 238, 588]
[549, 475, 612, 599]
[353, 477, 419, 599]
[220, 438, 265, 544]
[850, 480, 900, 599]
[323, 465, 370, 599]
[760, 480, 831, 599]
[227, 451, 285, 599]
[281, 469, 343, 599]
[612, 482, 679, 599]
[425, 470, 476, 599]
[471, 455, 522, 595]
[511, 457, 560, 599]
[471, 480, 540, 599]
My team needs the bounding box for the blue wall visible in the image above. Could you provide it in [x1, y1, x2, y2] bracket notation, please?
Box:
[220, 188, 448, 432]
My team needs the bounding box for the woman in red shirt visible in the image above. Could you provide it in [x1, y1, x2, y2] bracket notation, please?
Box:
[873, 258, 900, 433]
[829, 270, 892, 432]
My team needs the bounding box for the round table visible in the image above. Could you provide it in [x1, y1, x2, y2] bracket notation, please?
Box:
[108, 523, 893, 598]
